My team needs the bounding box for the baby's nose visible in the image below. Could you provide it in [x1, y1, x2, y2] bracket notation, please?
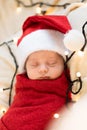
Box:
[39, 64, 48, 74]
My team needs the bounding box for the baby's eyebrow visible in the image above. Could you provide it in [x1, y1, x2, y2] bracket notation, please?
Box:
[29, 60, 37, 63]
[28, 57, 37, 61]
[48, 57, 57, 60]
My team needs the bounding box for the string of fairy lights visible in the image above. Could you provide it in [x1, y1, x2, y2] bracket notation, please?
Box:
[15, 0, 87, 14]
[15, 0, 86, 8]
[0, 0, 87, 117]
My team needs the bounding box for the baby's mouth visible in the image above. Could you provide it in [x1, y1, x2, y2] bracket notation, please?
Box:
[39, 76, 50, 79]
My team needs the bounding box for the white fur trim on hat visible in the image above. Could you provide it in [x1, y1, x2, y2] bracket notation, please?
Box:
[17, 29, 68, 73]
[64, 29, 85, 51]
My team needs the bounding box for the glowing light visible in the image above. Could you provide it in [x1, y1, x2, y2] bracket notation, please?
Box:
[76, 72, 81, 77]
[53, 113, 59, 119]
[77, 51, 84, 57]
[36, 7, 42, 14]
[64, 51, 69, 56]
[16, 6, 22, 13]
[73, 96, 80, 102]
[13, 37, 19, 44]
[0, 88, 3, 92]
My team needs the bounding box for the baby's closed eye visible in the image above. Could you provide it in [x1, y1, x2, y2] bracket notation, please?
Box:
[29, 62, 39, 67]
[47, 61, 58, 67]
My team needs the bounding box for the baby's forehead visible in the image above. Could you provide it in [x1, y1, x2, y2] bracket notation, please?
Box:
[27, 51, 63, 63]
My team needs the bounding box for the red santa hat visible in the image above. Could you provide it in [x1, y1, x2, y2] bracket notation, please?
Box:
[17, 15, 84, 73]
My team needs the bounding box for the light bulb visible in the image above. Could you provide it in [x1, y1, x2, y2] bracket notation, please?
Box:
[36, 7, 41, 14]
[77, 51, 84, 57]
[16, 6, 22, 13]
[76, 72, 81, 77]
[53, 113, 59, 119]
[0, 88, 3, 92]
[13, 37, 19, 44]
[64, 51, 69, 56]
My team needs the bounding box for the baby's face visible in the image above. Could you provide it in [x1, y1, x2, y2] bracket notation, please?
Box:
[25, 51, 64, 80]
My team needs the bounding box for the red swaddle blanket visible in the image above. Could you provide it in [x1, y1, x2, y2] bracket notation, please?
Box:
[0, 71, 70, 130]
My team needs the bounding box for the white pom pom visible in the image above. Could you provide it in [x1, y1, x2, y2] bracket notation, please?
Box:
[64, 30, 85, 51]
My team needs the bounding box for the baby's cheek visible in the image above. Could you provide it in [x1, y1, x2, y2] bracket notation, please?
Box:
[28, 70, 39, 79]
[49, 69, 58, 78]
[52, 67, 63, 77]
